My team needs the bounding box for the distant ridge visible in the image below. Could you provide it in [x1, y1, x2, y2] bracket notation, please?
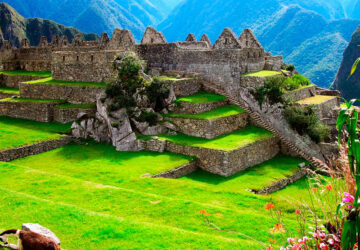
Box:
[0, 3, 99, 47]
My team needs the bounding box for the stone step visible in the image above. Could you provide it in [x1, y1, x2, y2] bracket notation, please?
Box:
[19, 78, 105, 104]
[296, 95, 339, 120]
[140, 126, 280, 177]
[0, 87, 19, 99]
[167, 105, 248, 139]
[54, 103, 96, 124]
[283, 84, 316, 102]
[0, 70, 51, 88]
[0, 98, 63, 122]
[173, 92, 228, 114]
[159, 76, 201, 97]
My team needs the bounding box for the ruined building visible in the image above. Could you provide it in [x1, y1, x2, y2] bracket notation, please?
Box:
[0, 27, 340, 181]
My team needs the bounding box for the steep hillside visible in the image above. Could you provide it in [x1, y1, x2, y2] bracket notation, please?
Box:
[158, 2, 360, 88]
[0, 0, 173, 40]
[332, 26, 360, 100]
[0, 3, 98, 47]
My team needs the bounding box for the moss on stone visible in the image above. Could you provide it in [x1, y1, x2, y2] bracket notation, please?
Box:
[0, 70, 51, 77]
[24, 77, 106, 88]
[168, 105, 245, 120]
[0, 87, 19, 95]
[141, 126, 274, 151]
[297, 95, 336, 105]
[243, 70, 282, 77]
[176, 92, 227, 104]
[56, 103, 96, 109]
[0, 97, 64, 104]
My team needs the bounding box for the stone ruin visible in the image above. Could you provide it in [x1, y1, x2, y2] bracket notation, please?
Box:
[0, 26, 341, 177]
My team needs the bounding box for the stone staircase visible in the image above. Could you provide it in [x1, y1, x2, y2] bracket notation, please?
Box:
[0, 71, 100, 123]
[141, 86, 283, 177]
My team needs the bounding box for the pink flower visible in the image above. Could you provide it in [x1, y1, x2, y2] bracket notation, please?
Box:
[343, 192, 355, 209]
[298, 239, 304, 244]
[312, 233, 319, 238]
[302, 236, 308, 242]
[328, 238, 334, 245]
[319, 232, 326, 239]
[287, 238, 296, 244]
[320, 243, 329, 250]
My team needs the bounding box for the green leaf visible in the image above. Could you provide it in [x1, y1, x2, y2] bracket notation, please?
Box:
[342, 221, 357, 249]
[349, 57, 360, 78]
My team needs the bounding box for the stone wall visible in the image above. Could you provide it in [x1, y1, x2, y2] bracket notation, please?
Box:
[0, 136, 72, 162]
[168, 112, 249, 139]
[19, 82, 105, 104]
[2, 47, 52, 71]
[163, 135, 279, 177]
[264, 55, 283, 71]
[0, 100, 58, 122]
[152, 161, 198, 179]
[165, 77, 202, 97]
[173, 99, 228, 114]
[0, 75, 45, 88]
[54, 106, 96, 123]
[283, 85, 316, 102]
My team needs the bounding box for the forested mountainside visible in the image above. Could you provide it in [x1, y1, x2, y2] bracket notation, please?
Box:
[332, 26, 360, 100]
[0, 0, 174, 40]
[0, 3, 98, 47]
[158, 1, 360, 88]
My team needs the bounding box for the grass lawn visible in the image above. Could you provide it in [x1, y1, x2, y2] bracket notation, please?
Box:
[141, 126, 274, 151]
[0, 138, 313, 249]
[243, 70, 282, 77]
[0, 117, 70, 151]
[24, 77, 106, 88]
[297, 95, 336, 105]
[0, 70, 51, 77]
[56, 103, 96, 109]
[0, 87, 19, 95]
[176, 92, 227, 104]
[168, 105, 245, 120]
[0, 97, 64, 104]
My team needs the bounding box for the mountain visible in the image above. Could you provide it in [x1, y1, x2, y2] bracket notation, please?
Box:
[0, 3, 98, 47]
[331, 26, 360, 100]
[0, 0, 173, 40]
[158, 1, 360, 88]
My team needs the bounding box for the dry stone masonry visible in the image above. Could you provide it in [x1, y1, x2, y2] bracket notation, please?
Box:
[0, 26, 341, 178]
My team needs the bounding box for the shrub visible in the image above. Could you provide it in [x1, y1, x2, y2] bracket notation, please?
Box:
[286, 64, 296, 72]
[146, 77, 170, 111]
[253, 76, 285, 108]
[137, 111, 158, 126]
[284, 105, 330, 143]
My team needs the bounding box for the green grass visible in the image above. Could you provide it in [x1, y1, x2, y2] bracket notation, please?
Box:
[0, 117, 70, 151]
[141, 126, 274, 151]
[0, 97, 64, 104]
[168, 105, 246, 120]
[243, 70, 282, 77]
[0, 70, 51, 77]
[0, 139, 310, 249]
[24, 77, 106, 88]
[297, 95, 337, 105]
[0, 87, 19, 95]
[176, 92, 227, 104]
[56, 103, 96, 109]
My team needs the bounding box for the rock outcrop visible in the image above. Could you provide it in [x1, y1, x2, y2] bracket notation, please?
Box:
[332, 25, 360, 100]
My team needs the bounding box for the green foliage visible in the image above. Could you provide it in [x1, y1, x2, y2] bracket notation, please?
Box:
[284, 105, 330, 143]
[137, 111, 158, 126]
[349, 57, 360, 78]
[168, 105, 245, 120]
[146, 77, 170, 111]
[176, 92, 227, 104]
[253, 75, 311, 108]
[336, 98, 360, 250]
[286, 64, 296, 72]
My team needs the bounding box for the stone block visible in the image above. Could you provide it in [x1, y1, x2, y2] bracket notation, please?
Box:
[20, 83, 104, 104]
[168, 112, 249, 139]
[283, 85, 316, 102]
[173, 99, 228, 114]
[54, 105, 96, 123]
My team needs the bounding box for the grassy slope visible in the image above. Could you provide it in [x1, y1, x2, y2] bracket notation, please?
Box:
[0, 87, 19, 95]
[243, 70, 282, 77]
[0, 97, 64, 104]
[0, 117, 70, 150]
[168, 105, 246, 120]
[297, 95, 336, 105]
[24, 77, 106, 88]
[142, 126, 274, 151]
[0, 141, 309, 249]
[176, 92, 227, 104]
[56, 103, 96, 109]
[0, 71, 51, 77]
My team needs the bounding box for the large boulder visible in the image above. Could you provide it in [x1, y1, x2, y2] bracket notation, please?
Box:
[22, 223, 60, 245]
